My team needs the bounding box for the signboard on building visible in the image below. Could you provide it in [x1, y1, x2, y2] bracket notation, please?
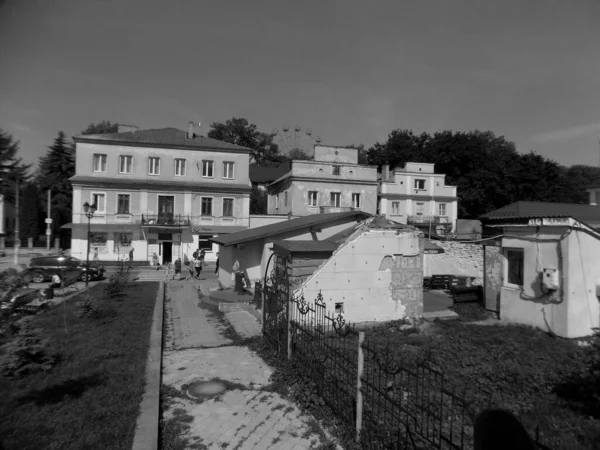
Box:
[527, 218, 571, 227]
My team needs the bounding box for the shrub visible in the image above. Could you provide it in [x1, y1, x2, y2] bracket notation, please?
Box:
[76, 294, 102, 319]
[106, 263, 131, 300]
[0, 268, 30, 302]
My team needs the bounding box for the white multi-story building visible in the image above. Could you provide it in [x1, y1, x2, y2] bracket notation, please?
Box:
[379, 162, 458, 234]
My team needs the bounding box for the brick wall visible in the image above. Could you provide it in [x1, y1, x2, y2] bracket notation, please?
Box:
[425, 241, 483, 285]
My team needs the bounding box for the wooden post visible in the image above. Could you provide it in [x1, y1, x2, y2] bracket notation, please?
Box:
[356, 331, 365, 442]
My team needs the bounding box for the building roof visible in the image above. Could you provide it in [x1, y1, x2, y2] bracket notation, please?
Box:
[73, 128, 251, 153]
[212, 211, 371, 246]
[480, 201, 600, 223]
[249, 163, 291, 184]
[272, 240, 340, 254]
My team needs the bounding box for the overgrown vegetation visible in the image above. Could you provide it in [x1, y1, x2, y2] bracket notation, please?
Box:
[75, 293, 103, 319]
[0, 282, 158, 450]
[106, 262, 132, 299]
[0, 268, 30, 303]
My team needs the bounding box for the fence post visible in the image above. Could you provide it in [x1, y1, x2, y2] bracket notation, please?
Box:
[356, 331, 365, 442]
[287, 295, 293, 360]
[261, 284, 266, 332]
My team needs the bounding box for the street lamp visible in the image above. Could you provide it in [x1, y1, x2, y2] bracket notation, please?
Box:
[83, 201, 97, 287]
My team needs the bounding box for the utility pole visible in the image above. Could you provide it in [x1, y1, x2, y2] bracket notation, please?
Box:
[14, 177, 19, 265]
[46, 190, 51, 250]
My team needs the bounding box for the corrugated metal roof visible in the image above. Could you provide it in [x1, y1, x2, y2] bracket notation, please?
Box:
[480, 201, 600, 222]
[73, 128, 251, 152]
[212, 211, 371, 246]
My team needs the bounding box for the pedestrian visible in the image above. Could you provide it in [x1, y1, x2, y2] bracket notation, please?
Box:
[193, 249, 198, 260]
[194, 256, 202, 279]
[93, 247, 99, 262]
[187, 257, 195, 280]
[200, 249, 206, 264]
[152, 252, 159, 270]
[172, 258, 181, 280]
[215, 252, 219, 275]
[129, 248, 134, 262]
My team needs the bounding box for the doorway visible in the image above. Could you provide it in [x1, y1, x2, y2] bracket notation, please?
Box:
[162, 242, 173, 263]
[158, 196, 175, 224]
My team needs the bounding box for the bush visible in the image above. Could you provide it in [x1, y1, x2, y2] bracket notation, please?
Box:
[76, 294, 102, 319]
[0, 268, 29, 302]
[106, 264, 131, 300]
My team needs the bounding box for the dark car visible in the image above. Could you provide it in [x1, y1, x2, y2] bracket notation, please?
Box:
[26, 255, 105, 283]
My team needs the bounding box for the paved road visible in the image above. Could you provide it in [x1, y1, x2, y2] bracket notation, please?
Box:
[162, 275, 334, 449]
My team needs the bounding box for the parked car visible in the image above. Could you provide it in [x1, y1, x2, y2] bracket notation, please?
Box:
[25, 255, 105, 283]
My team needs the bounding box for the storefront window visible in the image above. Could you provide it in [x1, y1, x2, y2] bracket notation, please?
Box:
[198, 235, 213, 251]
[114, 233, 132, 252]
[90, 232, 108, 253]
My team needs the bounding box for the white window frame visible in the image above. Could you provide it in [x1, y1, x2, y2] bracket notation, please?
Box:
[504, 248, 524, 289]
[116, 193, 131, 214]
[148, 157, 161, 175]
[222, 161, 235, 179]
[438, 203, 447, 216]
[332, 165, 341, 176]
[222, 197, 234, 218]
[93, 154, 107, 172]
[202, 160, 214, 178]
[201, 196, 213, 217]
[308, 191, 318, 207]
[275, 194, 279, 210]
[175, 158, 186, 177]
[118, 155, 132, 174]
[391, 201, 400, 215]
[90, 192, 106, 214]
[352, 193, 361, 209]
[330, 192, 341, 208]
[414, 179, 426, 190]
[415, 202, 425, 216]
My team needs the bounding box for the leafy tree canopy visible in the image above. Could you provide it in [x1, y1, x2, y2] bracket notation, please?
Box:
[286, 148, 313, 161]
[80, 120, 119, 135]
[208, 117, 284, 165]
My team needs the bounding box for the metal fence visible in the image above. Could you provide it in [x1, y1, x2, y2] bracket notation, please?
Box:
[260, 287, 559, 450]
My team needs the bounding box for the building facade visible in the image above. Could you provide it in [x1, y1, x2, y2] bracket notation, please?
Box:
[266, 145, 378, 216]
[379, 162, 458, 234]
[67, 124, 251, 264]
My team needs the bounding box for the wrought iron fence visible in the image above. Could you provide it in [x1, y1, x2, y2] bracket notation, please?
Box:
[259, 289, 562, 450]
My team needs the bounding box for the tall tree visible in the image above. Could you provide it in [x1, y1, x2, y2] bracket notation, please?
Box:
[80, 120, 119, 135]
[19, 183, 41, 241]
[208, 118, 283, 165]
[36, 131, 75, 237]
[286, 148, 313, 160]
[250, 186, 268, 214]
[0, 129, 32, 202]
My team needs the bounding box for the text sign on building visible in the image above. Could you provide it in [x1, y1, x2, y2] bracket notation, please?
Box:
[528, 218, 571, 226]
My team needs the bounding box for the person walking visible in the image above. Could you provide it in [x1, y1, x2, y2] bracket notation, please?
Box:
[172, 258, 182, 280]
[199, 249, 206, 264]
[129, 248, 134, 262]
[152, 252, 159, 270]
[93, 247, 99, 262]
[187, 257, 195, 280]
[215, 252, 219, 275]
[194, 256, 203, 279]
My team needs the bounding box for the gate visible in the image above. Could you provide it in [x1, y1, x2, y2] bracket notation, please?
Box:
[262, 253, 290, 353]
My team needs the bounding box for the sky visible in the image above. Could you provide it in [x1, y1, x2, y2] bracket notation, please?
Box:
[1, 0, 600, 169]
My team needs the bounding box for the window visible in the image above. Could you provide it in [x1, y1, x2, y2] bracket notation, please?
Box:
[201, 197, 213, 216]
[392, 201, 400, 215]
[93, 154, 107, 172]
[415, 202, 425, 216]
[117, 194, 130, 214]
[222, 198, 234, 217]
[119, 155, 132, 174]
[175, 158, 186, 176]
[284, 191, 288, 207]
[113, 233, 132, 252]
[414, 179, 426, 190]
[91, 193, 105, 213]
[505, 248, 524, 287]
[198, 235, 213, 251]
[148, 157, 160, 175]
[222, 161, 234, 179]
[330, 192, 341, 207]
[308, 191, 318, 207]
[352, 193, 361, 208]
[202, 160, 214, 178]
[275, 194, 279, 210]
[438, 203, 447, 216]
[332, 165, 341, 175]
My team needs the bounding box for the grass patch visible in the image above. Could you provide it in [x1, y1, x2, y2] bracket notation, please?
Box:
[0, 282, 159, 450]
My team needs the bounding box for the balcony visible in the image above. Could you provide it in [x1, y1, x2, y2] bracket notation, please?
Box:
[141, 213, 191, 226]
[407, 215, 450, 225]
[319, 206, 356, 214]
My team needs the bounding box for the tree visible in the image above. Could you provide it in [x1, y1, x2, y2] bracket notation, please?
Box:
[36, 131, 75, 237]
[286, 148, 313, 160]
[250, 186, 268, 215]
[80, 120, 119, 135]
[208, 118, 284, 165]
[19, 183, 41, 241]
[0, 129, 32, 203]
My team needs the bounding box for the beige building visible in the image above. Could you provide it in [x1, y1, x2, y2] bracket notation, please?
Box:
[266, 145, 378, 216]
[65, 123, 251, 264]
[379, 162, 458, 234]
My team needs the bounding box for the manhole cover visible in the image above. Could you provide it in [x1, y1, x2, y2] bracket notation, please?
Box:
[187, 380, 227, 398]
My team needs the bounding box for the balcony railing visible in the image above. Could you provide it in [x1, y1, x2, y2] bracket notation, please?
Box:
[407, 215, 450, 224]
[141, 214, 191, 226]
[319, 206, 356, 214]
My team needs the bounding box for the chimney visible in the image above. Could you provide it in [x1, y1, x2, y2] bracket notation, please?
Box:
[187, 121, 195, 139]
[118, 125, 138, 133]
[382, 164, 390, 181]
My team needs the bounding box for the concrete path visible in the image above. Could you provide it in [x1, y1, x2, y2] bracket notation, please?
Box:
[162, 275, 334, 450]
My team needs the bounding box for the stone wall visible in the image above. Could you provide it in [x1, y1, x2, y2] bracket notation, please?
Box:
[425, 241, 483, 285]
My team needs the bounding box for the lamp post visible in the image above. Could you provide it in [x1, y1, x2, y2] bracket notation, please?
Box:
[82, 201, 97, 287]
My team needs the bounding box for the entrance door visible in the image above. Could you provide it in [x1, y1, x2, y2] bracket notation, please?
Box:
[162, 242, 173, 264]
[158, 196, 174, 224]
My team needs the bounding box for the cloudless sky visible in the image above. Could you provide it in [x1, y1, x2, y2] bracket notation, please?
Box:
[1, 0, 600, 169]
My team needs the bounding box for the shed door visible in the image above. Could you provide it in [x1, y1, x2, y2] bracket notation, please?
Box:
[484, 245, 503, 313]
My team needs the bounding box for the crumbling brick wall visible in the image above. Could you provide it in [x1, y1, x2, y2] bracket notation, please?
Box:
[426, 241, 483, 285]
